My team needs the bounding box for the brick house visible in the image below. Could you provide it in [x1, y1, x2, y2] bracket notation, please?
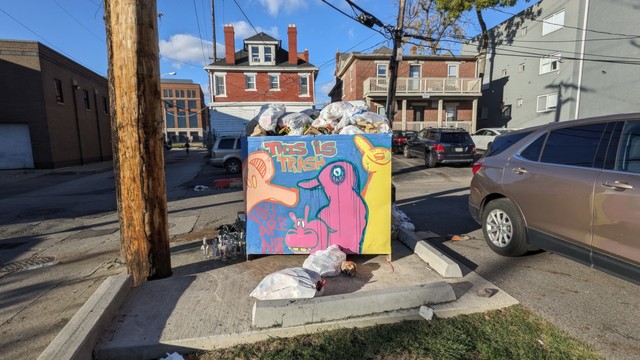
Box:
[204, 24, 319, 137]
[161, 79, 208, 144]
[0, 40, 111, 169]
[330, 47, 482, 132]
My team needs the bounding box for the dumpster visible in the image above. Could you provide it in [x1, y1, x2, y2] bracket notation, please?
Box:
[244, 133, 392, 255]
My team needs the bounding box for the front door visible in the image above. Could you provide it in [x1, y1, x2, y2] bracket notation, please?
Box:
[413, 106, 425, 122]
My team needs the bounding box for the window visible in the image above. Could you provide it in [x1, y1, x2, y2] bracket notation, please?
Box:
[540, 53, 561, 74]
[251, 46, 260, 63]
[520, 135, 546, 161]
[215, 74, 226, 96]
[521, 26, 528, 37]
[178, 110, 186, 128]
[163, 89, 170, 97]
[445, 104, 457, 121]
[299, 75, 309, 96]
[218, 138, 235, 149]
[187, 90, 195, 98]
[377, 106, 385, 116]
[54, 79, 64, 103]
[188, 100, 196, 109]
[176, 100, 186, 110]
[102, 96, 108, 114]
[542, 10, 565, 35]
[539, 123, 607, 167]
[537, 93, 558, 112]
[518, 63, 525, 73]
[502, 104, 512, 119]
[166, 111, 175, 128]
[83, 90, 90, 110]
[517, 98, 523, 107]
[501, 69, 507, 77]
[409, 64, 420, 91]
[349, 68, 353, 91]
[264, 46, 272, 62]
[179, 90, 185, 98]
[164, 99, 174, 109]
[245, 74, 256, 90]
[178, 132, 188, 142]
[190, 131, 200, 142]
[377, 64, 387, 78]
[615, 121, 640, 173]
[189, 112, 198, 127]
[447, 64, 459, 78]
[269, 74, 280, 90]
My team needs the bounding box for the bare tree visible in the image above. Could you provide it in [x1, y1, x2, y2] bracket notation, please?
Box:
[402, 0, 467, 55]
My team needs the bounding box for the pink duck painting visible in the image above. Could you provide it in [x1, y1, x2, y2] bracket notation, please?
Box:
[289, 161, 367, 254]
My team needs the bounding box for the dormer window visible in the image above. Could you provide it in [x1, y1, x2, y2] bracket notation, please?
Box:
[249, 45, 276, 65]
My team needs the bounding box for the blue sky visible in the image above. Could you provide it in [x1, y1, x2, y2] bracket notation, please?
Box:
[0, 0, 533, 105]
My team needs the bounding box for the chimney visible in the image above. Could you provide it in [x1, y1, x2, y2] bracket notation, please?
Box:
[224, 24, 235, 65]
[303, 49, 309, 63]
[288, 24, 298, 65]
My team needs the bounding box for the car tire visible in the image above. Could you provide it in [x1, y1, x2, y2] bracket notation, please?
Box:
[403, 145, 411, 158]
[425, 152, 437, 168]
[225, 159, 242, 174]
[482, 198, 528, 257]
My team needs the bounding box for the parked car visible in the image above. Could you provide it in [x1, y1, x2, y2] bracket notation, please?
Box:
[392, 130, 417, 154]
[403, 127, 476, 167]
[209, 136, 243, 174]
[469, 113, 640, 285]
[471, 127, 517, 151]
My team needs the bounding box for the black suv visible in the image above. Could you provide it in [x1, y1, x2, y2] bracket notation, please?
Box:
[403, 128, 476, 167]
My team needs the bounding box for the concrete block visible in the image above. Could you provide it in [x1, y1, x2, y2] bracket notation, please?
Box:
[252, 281, 455, 328]
[419, 305, 434, 320]
[38, 274, 131, 360]
[397, 227, 463, 278]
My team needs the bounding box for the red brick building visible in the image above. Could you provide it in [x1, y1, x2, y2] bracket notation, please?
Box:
[160, 79, 208, 144]
[0, 40, 111, 169]
[330, 47, 482, 132]
[204, 24, 319, 137]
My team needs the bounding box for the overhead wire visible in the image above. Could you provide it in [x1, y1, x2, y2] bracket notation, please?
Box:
[192, 0, 209, 65]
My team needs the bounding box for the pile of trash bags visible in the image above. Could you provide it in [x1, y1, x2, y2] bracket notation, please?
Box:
[250, 245, 357, 300]
[248, 101, 391, 137]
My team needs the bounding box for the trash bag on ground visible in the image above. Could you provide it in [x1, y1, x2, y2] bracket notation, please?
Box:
[254, 103, 286, 132]
[302, 245, 347, 277]
[250, 267, 325, 300]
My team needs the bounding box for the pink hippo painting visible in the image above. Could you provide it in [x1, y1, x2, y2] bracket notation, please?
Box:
[294, 161, 367, 254]
[284, 205, 332, 254]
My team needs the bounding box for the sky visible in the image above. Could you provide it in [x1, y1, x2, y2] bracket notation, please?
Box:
[0, 0, 534, 106]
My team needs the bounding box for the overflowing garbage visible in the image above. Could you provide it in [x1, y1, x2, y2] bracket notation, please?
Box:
[201, 213, 247, 260]
[250, 245, 360, 300]
[248, 101, 391, 137]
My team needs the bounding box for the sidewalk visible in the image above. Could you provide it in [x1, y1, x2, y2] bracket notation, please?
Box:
[38, 219, 518, 360]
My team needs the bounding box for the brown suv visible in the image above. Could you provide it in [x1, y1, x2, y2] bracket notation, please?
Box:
[469, 113, 640, 285]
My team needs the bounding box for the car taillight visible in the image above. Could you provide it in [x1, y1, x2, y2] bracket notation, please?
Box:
[434, 144, 445, 152]
[472, 161, 483, 174]
[397, 137, 406, 142]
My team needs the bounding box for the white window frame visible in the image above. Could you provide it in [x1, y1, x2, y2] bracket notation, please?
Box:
[518, 63, 525, 73]
[445, 104, 458, 121]
[245, 73, 256, 91]
[214, 73, 226, 97]
[349, 68, 353, 92]
[376, 63, 387, 78]
[376, 105, 385, 116]
[249, 45, 276, 65]
[539, 53, 561, 74]
[501, 69, 507, 77]
[521, 26, 528, 37]
[537, 93, 558, 112]
[542, 10, 565, 36]
[250, 46, 260, 64]
[517, 98, 523, 107]
[264, 46, 273, 63]
[299, 74, 310, 97]
[447, 63, 459, 78]
[268, 73, 280, 91]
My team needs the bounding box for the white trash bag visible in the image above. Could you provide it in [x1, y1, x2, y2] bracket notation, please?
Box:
[302, 245, 347, 277]
[250, 267, 325, 300]
[254, 103, 286, 132]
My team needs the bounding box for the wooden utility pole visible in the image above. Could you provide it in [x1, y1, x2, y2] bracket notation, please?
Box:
[385, 0, 407, 122]
[104, 0, 172, 286]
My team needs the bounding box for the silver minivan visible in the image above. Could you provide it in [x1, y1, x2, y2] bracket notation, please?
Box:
[469, 113, 640, 285]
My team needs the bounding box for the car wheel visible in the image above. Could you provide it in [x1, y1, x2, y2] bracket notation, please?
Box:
[403, 145, 411, 158]
[482, 198, 528, 256]
[425, 152, 437, 168]
[225, 159, 242, 174]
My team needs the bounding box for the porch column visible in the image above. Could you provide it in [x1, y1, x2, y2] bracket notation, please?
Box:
[437, 99, 443, 127]
[402, 99, 407, 130]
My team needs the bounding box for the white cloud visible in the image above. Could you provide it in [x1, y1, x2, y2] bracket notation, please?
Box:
[229, 21, 279, 40]
[159, 34, 214, 66]
[319, 82, 335, 95]
[257, 0, 307, 16]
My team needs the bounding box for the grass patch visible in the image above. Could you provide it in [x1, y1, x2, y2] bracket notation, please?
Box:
[186, 305, 601, 360]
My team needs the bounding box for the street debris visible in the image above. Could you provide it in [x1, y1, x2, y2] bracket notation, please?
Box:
[193, 185, 209, 191]
[250, 267, 326, 300]
[419, 305, 434, 320]
[391, 204, 415, 232]
[446, 234, 472, 241]
[159, 352, 184, 360]
[340, 260, 358, 277]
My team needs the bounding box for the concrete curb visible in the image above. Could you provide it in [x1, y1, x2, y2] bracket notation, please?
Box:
[396, 227, 463, 278]
[38, 274, 132, 360]
[252, 281, 456, 328]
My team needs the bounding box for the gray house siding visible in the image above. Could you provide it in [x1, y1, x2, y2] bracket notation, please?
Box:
[463, 0, 638, 130]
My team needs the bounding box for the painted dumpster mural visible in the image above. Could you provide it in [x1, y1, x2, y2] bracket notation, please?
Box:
[244, 133, 391, 255]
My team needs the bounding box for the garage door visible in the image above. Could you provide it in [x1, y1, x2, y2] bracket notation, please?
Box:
[0, 124, 34, 169]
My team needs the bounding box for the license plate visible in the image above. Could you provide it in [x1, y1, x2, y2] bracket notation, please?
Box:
[455, 147, 463, 152]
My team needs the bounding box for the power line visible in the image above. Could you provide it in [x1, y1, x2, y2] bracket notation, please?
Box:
[192, 0, 209, 65]
[53, 0, 104, 42]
